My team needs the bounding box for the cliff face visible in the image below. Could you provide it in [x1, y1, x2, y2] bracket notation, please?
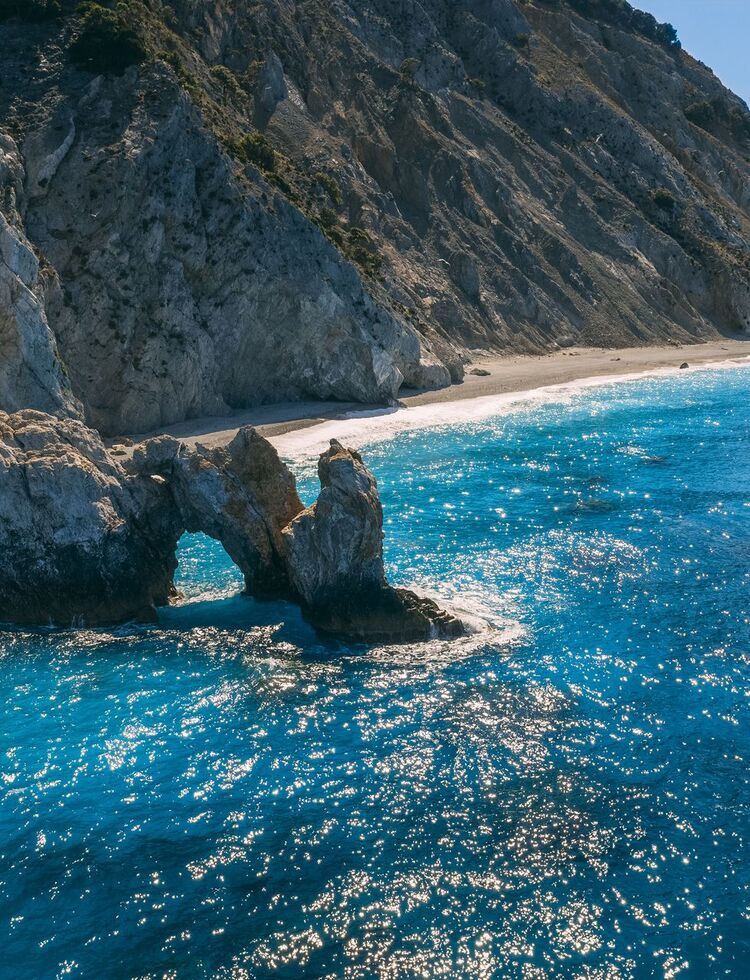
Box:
[0, 135, 79, 418]
[0, 409, 177, 624]
[0, 0, 748, 434]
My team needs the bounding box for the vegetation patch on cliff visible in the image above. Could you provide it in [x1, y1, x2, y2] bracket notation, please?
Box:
[536, 0, 680, 48]
[69, 1, 147, 74]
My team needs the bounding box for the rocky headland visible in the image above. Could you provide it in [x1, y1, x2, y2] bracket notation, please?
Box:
[0, 410, 463, 640]
[1, 0, 748, 638]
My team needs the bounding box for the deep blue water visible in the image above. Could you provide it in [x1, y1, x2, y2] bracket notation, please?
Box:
[2, 366, 750, 978]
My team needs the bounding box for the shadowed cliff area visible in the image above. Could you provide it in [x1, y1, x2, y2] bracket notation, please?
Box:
[0, 0, 748, 435]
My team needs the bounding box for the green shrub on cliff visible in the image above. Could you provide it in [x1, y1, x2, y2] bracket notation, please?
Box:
[686, 97, 750, 144]
[650, 187, 676, 211]
[344, 227, 383, 277]
[237, 133, 277, 173]
[539, 0, 680, 49]
[314, 172, 343, 206]
[69, 2, 147, 74]
[210, 65, 245, 101]
[399, 57, 419, 86]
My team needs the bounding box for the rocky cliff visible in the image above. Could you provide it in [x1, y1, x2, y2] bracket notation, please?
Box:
[0, 0, 748, 434]
[0, 409, 176, 624]
[0, 135, 79, 418]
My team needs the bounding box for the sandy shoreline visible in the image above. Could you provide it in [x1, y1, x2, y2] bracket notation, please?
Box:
[123, 338, 750, 453]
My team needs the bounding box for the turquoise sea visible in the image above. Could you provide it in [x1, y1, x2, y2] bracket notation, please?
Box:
[2, 365, 749, 978]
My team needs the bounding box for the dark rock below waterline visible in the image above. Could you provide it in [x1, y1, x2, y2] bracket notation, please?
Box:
[0, 413, 462, 642]
[308, 587, 465, 644]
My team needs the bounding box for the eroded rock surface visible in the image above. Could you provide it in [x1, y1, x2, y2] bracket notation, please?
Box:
[127, 428, 302, 596]
[0, 410, 176, 625]
[283, 439, 464, 641]
[0, 136, 78, 418]
[0, 414, 460, 641]
[283, 441, 386, 605]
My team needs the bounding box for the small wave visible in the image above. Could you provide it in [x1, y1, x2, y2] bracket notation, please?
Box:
[616, 445, 668, 465]
[573, 497, 619, 514]
[356, 580, 528, 666]
[365, 618, 527, 667]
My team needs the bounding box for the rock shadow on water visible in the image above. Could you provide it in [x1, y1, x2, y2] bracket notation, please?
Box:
[157, 591, 318, 647]
[584, 474, 609, 489]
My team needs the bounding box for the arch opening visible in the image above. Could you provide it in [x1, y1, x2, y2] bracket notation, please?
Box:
[173, 531, 244, 604]
[158, 531, 313, 639]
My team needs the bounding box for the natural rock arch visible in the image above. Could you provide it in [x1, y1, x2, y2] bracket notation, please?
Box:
[0, 412, 463, 642]
[127, 427, 303, 600]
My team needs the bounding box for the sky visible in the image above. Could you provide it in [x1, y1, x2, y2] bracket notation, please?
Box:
[632, 0, 750, 104]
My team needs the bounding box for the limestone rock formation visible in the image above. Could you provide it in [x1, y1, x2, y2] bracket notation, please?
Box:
[18, 68, 437, 435]
[283, 440, 386, 604]
[0, 410, 176, 625]
[283, 439, 464, 641]
[0, 414, 460, 641]
[0, 0, 748, 434]
[0, 135, 77, 418]
[127, 429, 302, 596]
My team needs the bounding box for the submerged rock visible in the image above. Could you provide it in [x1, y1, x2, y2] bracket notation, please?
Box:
[0, 415, 461, 642]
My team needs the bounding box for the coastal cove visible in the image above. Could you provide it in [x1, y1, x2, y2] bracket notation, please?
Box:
[122, 339, 750, 453]
[2, 362, 749, 976]
[2, 0, 750, 974]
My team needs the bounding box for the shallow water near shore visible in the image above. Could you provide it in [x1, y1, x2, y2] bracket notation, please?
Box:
[2, 367, 750, 978]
